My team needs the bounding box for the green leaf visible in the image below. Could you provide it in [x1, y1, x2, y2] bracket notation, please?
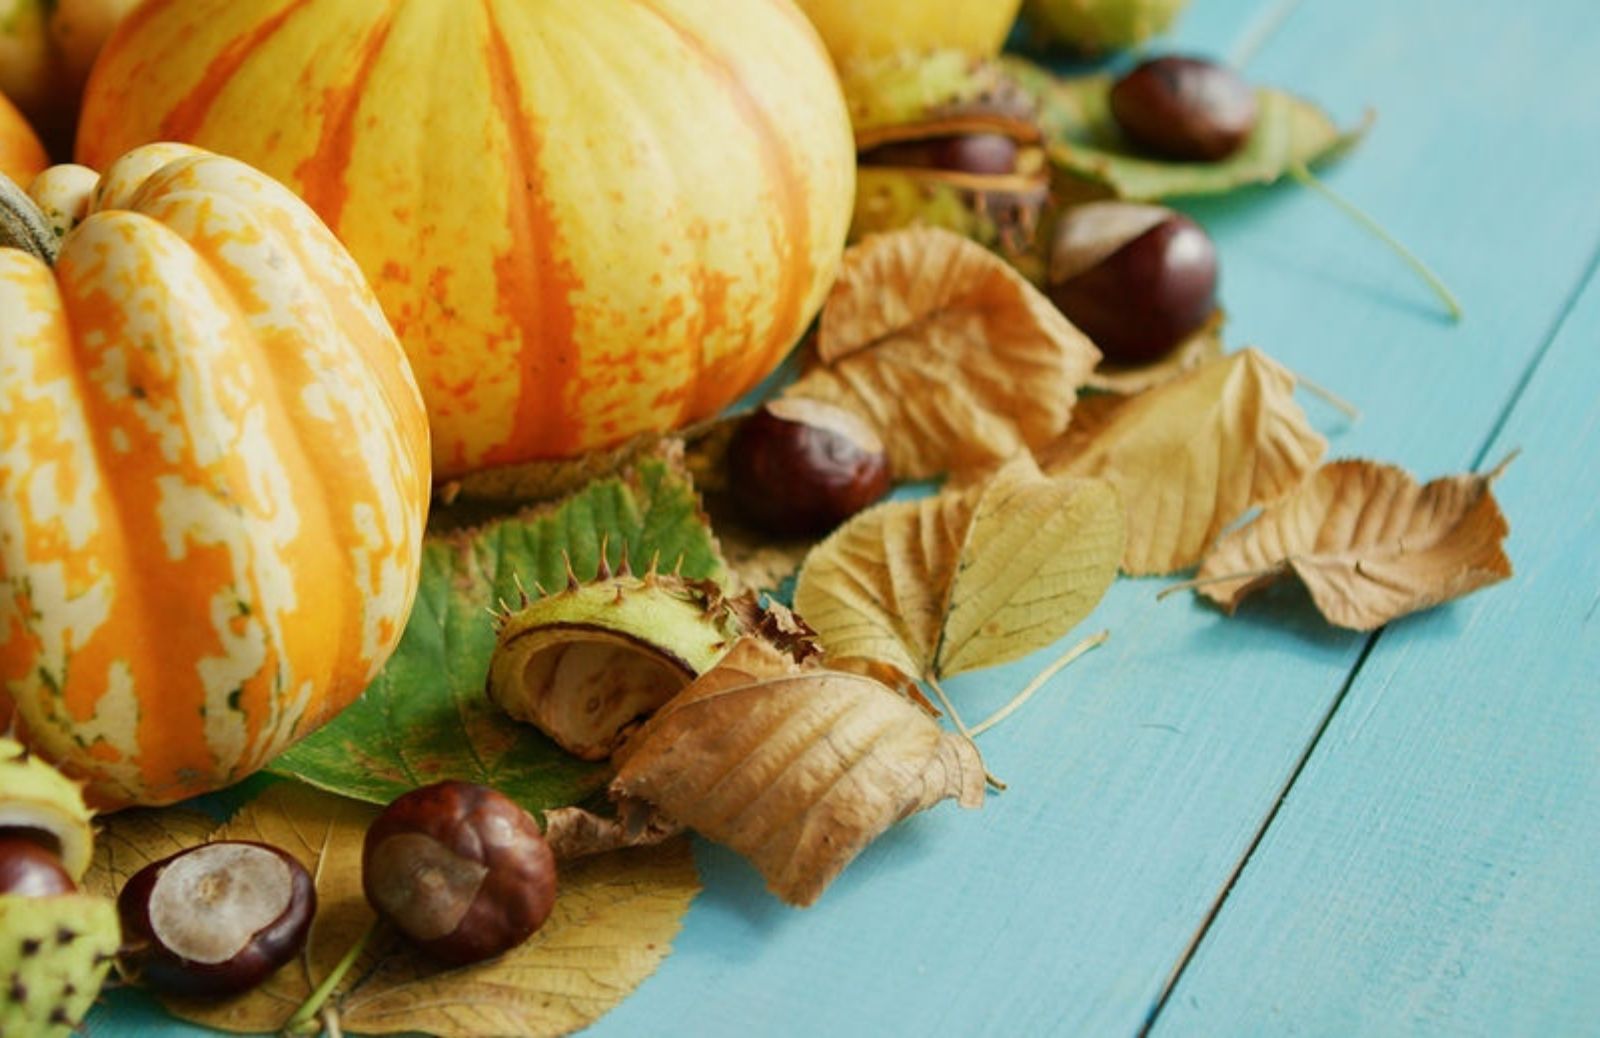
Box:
[1002, 57, 1369, 201]
[271, 450, 725, 816]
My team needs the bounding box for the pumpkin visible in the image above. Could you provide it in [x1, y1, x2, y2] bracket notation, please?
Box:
[0, 0, 142, 152]
[0, 144, 431, 808]
[793, 0, 1024, 63]
[78, 0, 857, 480]
[0, 91, 46, 187]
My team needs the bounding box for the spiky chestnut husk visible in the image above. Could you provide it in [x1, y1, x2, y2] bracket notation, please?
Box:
[1020, 0, 1189, 57]
[841, 50, 1039, 151]
[0, 893, 120, 1037]
[487, 554, 752, 761]
[853, 167, 1051, 278]
[0, 738, 95, 882]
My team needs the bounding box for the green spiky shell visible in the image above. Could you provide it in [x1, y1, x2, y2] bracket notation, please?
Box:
[489, 570, 745, 761]
[1020, 0, 1189, 55]
[0, 739, 95, 880]
[840, 50, 1040, 149]
[853, 167, 1050, 279]
[0, 893, 119, 1038]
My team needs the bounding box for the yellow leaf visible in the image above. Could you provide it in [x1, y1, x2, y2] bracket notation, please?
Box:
[83, 807, 215, 901]
[1041, 348, 1326, 575]
[794, 457, 1125, 680]
[612, 639, 986, 907]
[1190, 458, 1514, 630]
[1084, 310, 1226, 395]
[784, 227, 1101, 479]
[147, 783, 698, 1038]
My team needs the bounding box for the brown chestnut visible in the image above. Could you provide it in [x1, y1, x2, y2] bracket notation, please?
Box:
[117, 840, 315, 999]
[1047, 202, 1219, 366]
[859, 133, 1022, 176]
[1110, 55, 1259, 162]
[0, 833, 75, 898]
[726, 398, 892, 538]
[362, 781, 556, 967]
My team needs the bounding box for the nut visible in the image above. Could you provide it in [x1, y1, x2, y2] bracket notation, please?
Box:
[1046, 201, 1218, 366]
[362, 781, 556, 967]
[0, 833, 76, 898]
[860, 133, 1021, 175]
[117, 841, 315, 998]
[1109, 55, 1259, 162]
[727, 399, 893, 538]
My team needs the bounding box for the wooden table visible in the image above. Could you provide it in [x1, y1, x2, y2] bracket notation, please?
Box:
[93, 0, 1600, 1033]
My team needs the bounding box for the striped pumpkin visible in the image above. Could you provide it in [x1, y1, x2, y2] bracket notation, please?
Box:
[78, 0, 857, 480]
[0, 0, 142, 148]
[0, 92, 46, 188]
[0, 144, 431, 808]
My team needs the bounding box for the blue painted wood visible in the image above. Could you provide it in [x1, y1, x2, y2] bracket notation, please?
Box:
[1155, 241, 1600, 1038]
[83, 0, 1600, 1035]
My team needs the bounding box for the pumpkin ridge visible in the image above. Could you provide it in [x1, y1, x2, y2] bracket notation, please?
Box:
[632, 0, 816, 421]
[478, 0, 582, 466]
[294, 9, 396, 235]
[157, 0, 318, 144]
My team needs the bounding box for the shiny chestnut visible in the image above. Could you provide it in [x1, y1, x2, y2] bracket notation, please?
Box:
[118, 840, 315, 998]
[1047, 202, 1219, 366]
[1110, 55, 1259, 162]
[859, 133, 1022, 176]
[0, 833, 75, 898]
[727, 399, 893, 538]
[363, 781, 556, 967]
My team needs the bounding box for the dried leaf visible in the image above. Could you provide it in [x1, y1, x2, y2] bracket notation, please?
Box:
[272, 450, 722, 815]
[793, 456, 1125, 679]
[541, 803, 684, 861]
[612, 639, 985, 907]
[1040, 349, 1326, 575]
[1190, 458, 1513, 630]
[82, 807, 216, 900]
[784, 228, 1100, 479]
[160, 782, 699, 1038]
[1003, 57, 1368, 201]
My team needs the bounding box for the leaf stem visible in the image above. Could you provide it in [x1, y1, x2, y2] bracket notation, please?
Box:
[1157, 564, 1290, 601]
[1294, 372, 1362, 423]
[1287, 162, 1463, 322]
[926, 675, 1006, 791]
[282, 921, 375, 1036]
[971, 631, 1109, 738]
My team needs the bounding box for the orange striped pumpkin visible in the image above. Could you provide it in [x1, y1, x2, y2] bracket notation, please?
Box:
[0, 144, 431, 807]
[0, 92, 47, 188]
[78, 0, 857, 480]
[0, 0, 142, 149]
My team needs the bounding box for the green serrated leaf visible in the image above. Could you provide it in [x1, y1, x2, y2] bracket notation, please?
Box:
[271, 452, 725, 816]
[1002, 57, 1369, 201]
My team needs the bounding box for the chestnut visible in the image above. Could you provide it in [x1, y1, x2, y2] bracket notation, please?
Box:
[117, 840, 315, 998]
[859, 133, 1021, 176]
[1109, 55, 1259, 163]
[726, 398, 892, 538]
[1046, 201, 1219, 366]
[362, 781, 556, 967]
[0, 833, 76, 898]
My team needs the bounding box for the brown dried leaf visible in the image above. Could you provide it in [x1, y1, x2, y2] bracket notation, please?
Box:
[1085, 310, 1227, 395]
[1040, 349, 1327, 575]
[158, 783, 698, 1038]
[541, 803, 684, 861]
[83, 807, 216, 900]
[1190, 458, 1514, 630]
[793, 456, 1125, 680]
[611, 638, 986, 907]
[784, 227, 1101, 479]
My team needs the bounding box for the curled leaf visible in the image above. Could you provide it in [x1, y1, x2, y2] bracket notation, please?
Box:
[159, 782, 699, 1038]
[1040, 349, 1327, 575]
[1003, 57, 1368, 200]
[784, 227, 1100, 479]
[612, 639, 986, 907]
[1189, 458, 1514, 630]
[793, 456, 1125, 679]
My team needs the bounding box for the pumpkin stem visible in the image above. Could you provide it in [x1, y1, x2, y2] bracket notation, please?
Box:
[0, 172, 60, 266]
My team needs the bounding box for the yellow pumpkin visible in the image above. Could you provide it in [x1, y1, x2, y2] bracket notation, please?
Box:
[0, 91, 46, 187]
[0, 144, 431, 807]
[79, 0, 856, 480]
[0, 0, 142, 150]
[793, 0, 1024, 63]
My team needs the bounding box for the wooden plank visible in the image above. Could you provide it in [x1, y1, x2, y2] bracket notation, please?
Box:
[1154, 250, 1600, 1037]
